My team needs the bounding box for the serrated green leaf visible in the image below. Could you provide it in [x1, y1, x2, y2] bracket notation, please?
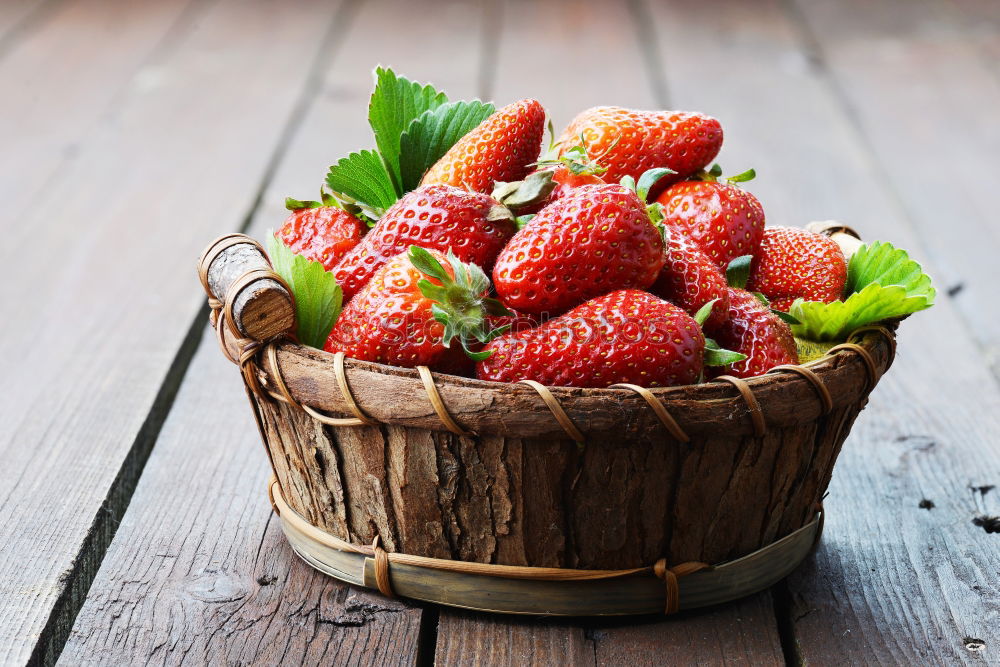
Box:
[846, 240, 936, 299]
[398, 100, 495, 192]
[266, 233, 342, 349]
[369, 67, 449, 195]
[325, 150, 397, 215]
[790, 240, 935, 341]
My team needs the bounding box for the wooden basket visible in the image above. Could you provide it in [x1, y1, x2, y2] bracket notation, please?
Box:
[197, 231, 897, 616]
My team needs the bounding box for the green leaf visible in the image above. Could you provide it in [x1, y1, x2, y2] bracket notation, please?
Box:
[704, 337, 747, 366]
[408, 245, 451, 284]
[636, 167, 675, 202]
[325, 149, 397, 217]
[693, 298, 719, 326]
[846, 240, 936, 298]
[790, 240, 935, 341]
[726, 255, 753, 289]
[266, 232, 343, 349]
[726, 168, 756, 183]
[771, 309, 801, 325]
[368, 67, 449, 195]
[398, 100, 495, 192]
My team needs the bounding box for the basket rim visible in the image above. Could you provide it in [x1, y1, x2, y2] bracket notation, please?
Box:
[232, 323, 897, 441]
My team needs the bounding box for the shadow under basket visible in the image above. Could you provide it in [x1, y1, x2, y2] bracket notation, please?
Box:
[198, 232, 898, 616]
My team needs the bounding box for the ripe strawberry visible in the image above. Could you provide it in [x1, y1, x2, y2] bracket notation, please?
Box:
[656, 170, 765, 270]
[277, 201, 364, 271]
[326, 246, 507, 372]
[492, 183, 665, 315]
[556, 107, 722, 188]
[651, 227, 730, 329]
[746, 226, 847, 311]
[332, 185, 516, 301]
[706, 288, 798, 378]
[476, 289, 705, 388]
[491, 143, 607, 215]
[420, 99, 547, 193]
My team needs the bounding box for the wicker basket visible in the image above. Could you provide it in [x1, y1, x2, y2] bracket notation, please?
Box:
[197, 230, 897, 616]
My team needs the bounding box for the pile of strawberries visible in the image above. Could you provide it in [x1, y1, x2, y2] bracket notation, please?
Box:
[277, 98, 850, 388]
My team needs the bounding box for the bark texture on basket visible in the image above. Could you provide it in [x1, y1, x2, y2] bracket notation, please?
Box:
[200, 234, 295, 341]
[250, 330, 893, 569]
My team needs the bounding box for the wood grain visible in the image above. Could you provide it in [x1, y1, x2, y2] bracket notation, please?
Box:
[62, 0, 493, 663]
[0, 0, 345, 663]
[790, 0, 1000, 380]
[642, 0, 1000, 663]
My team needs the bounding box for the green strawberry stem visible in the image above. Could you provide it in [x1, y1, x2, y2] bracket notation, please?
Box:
[408, 246, 511, 361]
[697, 163, 756, 184]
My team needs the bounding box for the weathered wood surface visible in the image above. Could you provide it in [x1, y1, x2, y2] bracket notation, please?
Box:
[6, 0, 998, 664]
[62, 0, 491, 664]
[642, 0, 1000, 663]
[0, 0, 347, 663]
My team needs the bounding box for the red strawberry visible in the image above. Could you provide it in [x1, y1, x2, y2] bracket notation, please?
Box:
[492, 184, 665, 315]
[556, 107, 722, 188]
[476, 289, 705, 388]
[277, 203, 364, 271]
[326, 247, 507, 372]
[485, 307, 540, 336]
[491, 143, 607, 215]
[332, 185, 516, 301]
[706, 288, 798, 378]
[656, 170, 765, 270]
[651, 227, 730, 329]
[421, 99, 547, 193]
[747, 226, 847, 311]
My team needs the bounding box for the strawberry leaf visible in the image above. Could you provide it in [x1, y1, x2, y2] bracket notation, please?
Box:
[726, 255, 753, 289]
[398, 100, 495, 192]
[266, 232, 343, 349]
[368, 67, 448, 195]
[789, 241, 935, 341]
[325, 150, 396, 217]
[704, 337, 747, 366]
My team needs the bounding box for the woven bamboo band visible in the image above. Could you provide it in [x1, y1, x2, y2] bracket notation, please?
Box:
[767, 365, 834, 414]
[333, 352, 379, 425]
[519, 380, 586, 443]
[372, 535, 395, 598]
[653, 559, 711, 614]
[268, 476, 726, 613]
[849, 325, 897, 360]
[418, 366, 473, 436]
[714, 375, 767, 437]
[610, 383, 690, 443]
[827, 342, 878, 390]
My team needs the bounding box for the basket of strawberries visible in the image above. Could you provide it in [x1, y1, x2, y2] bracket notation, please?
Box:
[197, 68, 935, 616]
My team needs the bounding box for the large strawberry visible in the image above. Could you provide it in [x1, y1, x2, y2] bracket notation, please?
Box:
[747, 226, 847, 311]
[326, 246, 507, 371]
[332, 185, 516, 301]
[556, 107, 722, 188]
[476, 289, 706, 388]
[277, 196, 365, 271]
[420, 99, 547, 193]
[651, 226, 730, 329]
[492, 183, 665, 315]
[656, 167, 765, 270]
[706, 287, 798, 378]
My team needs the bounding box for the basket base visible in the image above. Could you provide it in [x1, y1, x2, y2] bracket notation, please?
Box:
[271, 480, 822, 616]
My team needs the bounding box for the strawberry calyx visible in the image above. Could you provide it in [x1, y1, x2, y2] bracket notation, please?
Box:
[724, 255, 801, 325]
[693, 298, 748, 366]
[285, 189, 340, 211]
[408, 246, 511, 361]
[694, 163, 756, 184]
[491, 171, 556, 213]
[534, 138, 610, 177]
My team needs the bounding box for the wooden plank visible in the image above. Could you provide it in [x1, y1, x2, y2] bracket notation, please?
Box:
[0, 0, 345, 663]
[61, 0, 493, 663]
[0, 0, 199, 222]
[789, 0, 1000, 379]
[640, 0, 1000, 663]
[435, 0, 788, 662]
[436, 594, 783, 667]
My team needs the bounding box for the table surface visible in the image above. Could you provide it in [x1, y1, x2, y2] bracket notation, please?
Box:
[2, 0, 998, 664]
